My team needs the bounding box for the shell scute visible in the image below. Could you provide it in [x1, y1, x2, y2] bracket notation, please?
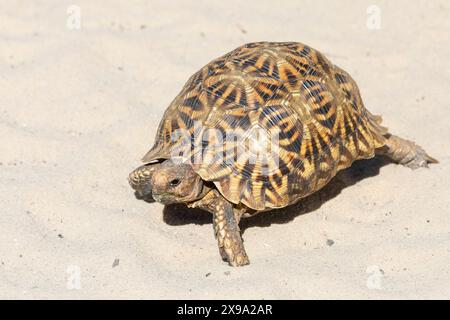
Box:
[143, 42, 387, 210]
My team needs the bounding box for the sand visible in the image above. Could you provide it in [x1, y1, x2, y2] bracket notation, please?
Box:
[0, 0, 449, 299]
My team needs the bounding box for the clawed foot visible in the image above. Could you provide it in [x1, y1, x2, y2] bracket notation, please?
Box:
[218, 238, 250, 267]
[380, 134, 438, 170]
[227, 252, 250, 267]
[402, 145, 438, 169]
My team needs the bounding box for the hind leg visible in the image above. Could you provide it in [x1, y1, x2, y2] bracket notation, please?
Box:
[378, 134, 438, 169]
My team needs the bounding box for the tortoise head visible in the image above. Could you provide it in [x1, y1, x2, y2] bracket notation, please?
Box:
[128, 159, 207, 204]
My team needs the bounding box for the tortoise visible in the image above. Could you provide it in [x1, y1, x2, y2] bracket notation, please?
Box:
[129, 42, 437, 267]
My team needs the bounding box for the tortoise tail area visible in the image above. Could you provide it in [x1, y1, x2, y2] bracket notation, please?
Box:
[368, 113, 438, 168]
[365, 112, 389, 150]
[336, 109, 388, 169]
[331, 65, 388, 166]
[350, 110, 438, 169]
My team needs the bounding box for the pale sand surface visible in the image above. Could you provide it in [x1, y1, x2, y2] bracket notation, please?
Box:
[0, 0, 449, 299]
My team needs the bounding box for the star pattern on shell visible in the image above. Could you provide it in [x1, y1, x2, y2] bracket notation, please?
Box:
[143, 42, 387, 210]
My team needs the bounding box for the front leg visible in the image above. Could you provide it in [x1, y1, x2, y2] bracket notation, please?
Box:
[191, 191, 250, 267]
[213, 199, 250, 267]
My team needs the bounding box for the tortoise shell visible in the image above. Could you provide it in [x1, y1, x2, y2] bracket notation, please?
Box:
[143, 42, 387, 210]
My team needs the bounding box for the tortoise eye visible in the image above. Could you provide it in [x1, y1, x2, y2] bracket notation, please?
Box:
[169, 179, 181, 187]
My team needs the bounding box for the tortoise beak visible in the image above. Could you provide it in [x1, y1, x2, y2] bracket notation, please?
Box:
[131, 182, 156, 203]
[135, 182, 153, 199]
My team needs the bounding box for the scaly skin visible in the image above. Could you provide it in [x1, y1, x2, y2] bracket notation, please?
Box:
[378, 134, 438, 169]
[190, 190, 249, 267]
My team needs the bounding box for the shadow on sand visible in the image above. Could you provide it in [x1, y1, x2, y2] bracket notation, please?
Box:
[161, 156, 392, 234]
